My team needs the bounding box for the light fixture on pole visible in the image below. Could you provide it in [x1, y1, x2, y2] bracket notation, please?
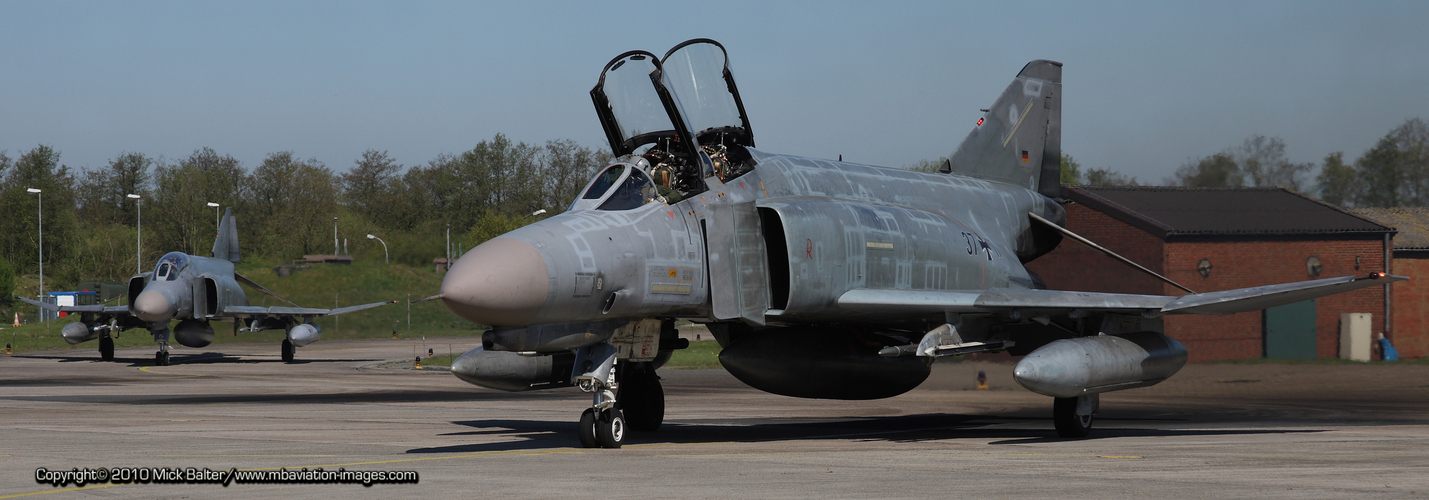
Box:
[26, 188, 43, 323]
[529, 209, 547, 219]
[367, 234, 389, 264]
[207, 202, 220, 234]
[128, 194, 143, 274]
[334, 217, 339, 256]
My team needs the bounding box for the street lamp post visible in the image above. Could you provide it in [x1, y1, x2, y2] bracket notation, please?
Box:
[128, 194, 142, 274]
[26, 188, 42, 323]
[207, 202, 220, 234]
[367, 234, 389, 264]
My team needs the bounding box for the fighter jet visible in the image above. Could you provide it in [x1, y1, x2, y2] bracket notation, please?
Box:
[440, 39, 1406, 448]
[20, 208, 394, 366]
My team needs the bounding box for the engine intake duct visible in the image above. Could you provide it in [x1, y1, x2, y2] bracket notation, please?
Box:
[451, 346, 575, 392]
[1013, 331, 1187, 398]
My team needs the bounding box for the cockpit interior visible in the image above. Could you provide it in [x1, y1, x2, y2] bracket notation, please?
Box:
[578, 38, 758, 211]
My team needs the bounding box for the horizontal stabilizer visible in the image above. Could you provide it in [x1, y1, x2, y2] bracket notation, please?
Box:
[837, 273, 1405, 318]
[1159, 273, 1406, 315]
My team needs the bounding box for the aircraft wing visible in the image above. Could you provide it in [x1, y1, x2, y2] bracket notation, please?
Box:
[17, 296, 129, 315]
[219, 300, 397, 318]
[837, 273, 1406, 317]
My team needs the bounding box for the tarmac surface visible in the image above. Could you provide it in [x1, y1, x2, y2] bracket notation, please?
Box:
[2, 337, 1428, 498]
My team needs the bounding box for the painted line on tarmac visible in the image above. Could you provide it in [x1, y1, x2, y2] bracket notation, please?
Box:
[158, 454, 336, 458]
[0, 483, 124, 499]
[137, 366, 451, 388]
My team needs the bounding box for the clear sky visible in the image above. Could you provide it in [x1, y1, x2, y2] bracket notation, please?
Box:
[2, 1, 1426, 185]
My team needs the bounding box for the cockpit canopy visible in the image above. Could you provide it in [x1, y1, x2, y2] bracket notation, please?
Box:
[570, 163, 662, 212]
[591, 39, 754, 158]
[153, 252, 189, 281]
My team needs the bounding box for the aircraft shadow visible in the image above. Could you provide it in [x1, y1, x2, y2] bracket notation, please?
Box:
[18, 353, 380, 366]
[405, 413, 1322, 454]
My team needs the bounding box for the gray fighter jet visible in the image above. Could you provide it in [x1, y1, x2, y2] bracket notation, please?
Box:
[441, 39, 1406, 447]
[20, 208, 394, 366]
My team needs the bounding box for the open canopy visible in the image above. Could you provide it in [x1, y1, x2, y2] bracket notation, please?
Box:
[591, 39, 754, 157]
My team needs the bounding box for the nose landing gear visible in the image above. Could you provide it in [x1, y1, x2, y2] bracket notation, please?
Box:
[574, 343, 625, 448]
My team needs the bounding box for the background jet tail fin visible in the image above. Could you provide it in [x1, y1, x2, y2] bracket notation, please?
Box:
[211, 207, 241, 263]
[944, 60, 1062, 198]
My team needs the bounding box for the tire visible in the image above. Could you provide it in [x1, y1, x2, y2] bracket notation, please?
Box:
[155, 351, 169, 366]
[621, 376, 665, 432]
[1053, 395, 1095, 438]
[596, 408, 625, 448]
[99, 337, 115, 361]
[281, 339, 295, 363]
[578, 408, 599, 449]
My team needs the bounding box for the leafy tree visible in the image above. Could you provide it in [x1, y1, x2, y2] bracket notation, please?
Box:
[1315, 152, 1356, 206]
[905, 158, 941, 173]
[243, 152, 338, 258]
[0, 145, 80, 283]
[0, 255, 14, 305]
[77, 152, 152, 226]
[341, 150, 404, 228]
[1059, 153, 1082, 185]
[151, 148, 245, 256]
[1083, 168, 1139, 186]
[1172, 152, 1242, 187]
[1237, 135, 1312, 190]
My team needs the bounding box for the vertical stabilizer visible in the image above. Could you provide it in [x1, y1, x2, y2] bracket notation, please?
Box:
[211, 207, 241, 264]
[945, 60, 1062, 198]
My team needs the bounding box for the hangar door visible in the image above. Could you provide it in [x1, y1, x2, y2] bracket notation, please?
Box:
[1264, 300, 1317, 360]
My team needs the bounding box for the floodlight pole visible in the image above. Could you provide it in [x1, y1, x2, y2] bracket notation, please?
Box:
[367, 234, 388, 264]
[128, 194, 143, 274]
[26, 188, 43, 325]
[207, 202, 220, 234]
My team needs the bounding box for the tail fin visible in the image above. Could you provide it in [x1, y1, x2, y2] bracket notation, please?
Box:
[211, 207, 240, 263]
[945, 60, 1062, 198]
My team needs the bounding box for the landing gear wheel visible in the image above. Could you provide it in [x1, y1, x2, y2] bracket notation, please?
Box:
[578, 408, 599, 448]
[281, 339, 295, 363]
[620, 375, 664, 432]
[99, 337, 115, 361]
[596, 408, 625, 448]
[154, 351, 170, 366]
[1053, 394, 1098, 438]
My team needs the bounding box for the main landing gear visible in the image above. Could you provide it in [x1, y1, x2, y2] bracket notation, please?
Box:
[99, 336, 115, 362]
[1053, 393, 1098, 438]
[281, 339, 295, 363]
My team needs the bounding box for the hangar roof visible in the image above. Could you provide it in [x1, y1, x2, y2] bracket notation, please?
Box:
[1348, 207, 1429, 251]
[1064, 186, 1393, 241]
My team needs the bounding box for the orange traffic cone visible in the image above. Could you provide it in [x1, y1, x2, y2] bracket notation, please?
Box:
[12, 313, 19, 327]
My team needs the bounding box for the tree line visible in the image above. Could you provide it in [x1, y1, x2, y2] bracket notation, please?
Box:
[1053, 118, 1429, 202]
[0, 135, 608, 300]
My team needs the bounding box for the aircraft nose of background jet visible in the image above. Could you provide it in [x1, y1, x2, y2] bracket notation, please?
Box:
[440, 238, 550, 327]
[133, 290, 175, 323]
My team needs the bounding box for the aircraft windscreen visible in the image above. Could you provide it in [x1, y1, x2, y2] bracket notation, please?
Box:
[604, 55, 676, 145]
[582, 165, 626, 200]
[662, 42, 743, 140]
[153, 252, 188, 281]
[597, 169, 659, 211]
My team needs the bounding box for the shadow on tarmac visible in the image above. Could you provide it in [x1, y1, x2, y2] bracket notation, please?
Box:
[18, 352, 380, 366]
[405, 413, 1324, 454]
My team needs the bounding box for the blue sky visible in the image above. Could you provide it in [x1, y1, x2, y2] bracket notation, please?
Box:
[3, 1, 1426, 185]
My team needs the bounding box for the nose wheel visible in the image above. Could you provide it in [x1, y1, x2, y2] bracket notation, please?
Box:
[573, 343, 625, 448]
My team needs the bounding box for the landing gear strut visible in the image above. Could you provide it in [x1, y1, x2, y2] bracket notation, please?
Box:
[152, 327, 171, 366]
[1053, 394, 1098, 438]
[99, 336, 115, 362]
[574, 343, 624, 448]
[281, 339, 295, 363]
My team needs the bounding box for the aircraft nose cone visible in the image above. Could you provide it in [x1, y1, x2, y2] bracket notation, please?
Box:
[134, 290, 175, 323]
[440, 238, 550, 327]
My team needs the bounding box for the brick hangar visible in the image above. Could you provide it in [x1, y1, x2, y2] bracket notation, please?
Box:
[1026, 186, 1423, 362]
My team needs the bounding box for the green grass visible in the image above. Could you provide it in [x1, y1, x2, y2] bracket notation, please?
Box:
[0, 261, 481, 355]
[665, 340, 721, 369]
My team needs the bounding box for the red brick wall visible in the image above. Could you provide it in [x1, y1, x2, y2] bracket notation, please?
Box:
[1025, 204, 1165, 295]
[1026, 202, 1388, 363]
[1165, 240, 1385, 362]
[1391, 257, 1429, 359]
